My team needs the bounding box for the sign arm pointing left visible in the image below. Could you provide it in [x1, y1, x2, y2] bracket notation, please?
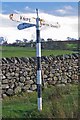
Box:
[17, 23, 36, 30]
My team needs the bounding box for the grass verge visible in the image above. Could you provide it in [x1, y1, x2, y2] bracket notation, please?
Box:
[2, 84, 78, 118]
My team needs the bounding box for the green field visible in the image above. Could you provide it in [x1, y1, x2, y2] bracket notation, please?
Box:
[0, 46, 75, 58]
[2, 84, 78, 118]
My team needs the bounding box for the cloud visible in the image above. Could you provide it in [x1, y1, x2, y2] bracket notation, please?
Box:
[56, 9, 66, 14]
[14, 10, 21, 14]
[55, 5, 74, 15]
[0, 12, 78, 43]
[64, 5, 73, 10]
[24, 6, 35, 13]
[25, 6, 30, 10]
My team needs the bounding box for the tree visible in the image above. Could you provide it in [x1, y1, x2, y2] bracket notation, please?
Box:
[0, 37, 5, 44]
[29, 40, 34, 47]
[67, 37, 71, 40]
[0, 37, 8, 45]
[2, 41, 8, 46]
[23, 39, 28, 43]
[71, 38, 77, 41]
[78, 37, 80, 40]
[41, 38, 45, 42]
[16, 39, 22, 43]
[29, 40, 33, 43]
[47, 38, 53, 41]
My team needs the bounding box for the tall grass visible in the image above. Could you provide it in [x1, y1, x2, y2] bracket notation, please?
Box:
[2, 84, 78, 118]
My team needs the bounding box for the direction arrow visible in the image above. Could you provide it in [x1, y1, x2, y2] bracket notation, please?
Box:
[9, 13, 34, 23]
[9, 13, 60, 28]
[17, 23, 36, 30]
[9, 13, 45, 22]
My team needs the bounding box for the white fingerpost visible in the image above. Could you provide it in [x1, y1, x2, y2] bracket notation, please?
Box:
[36, 8, 42, 111]
[9, 9, 60, 112]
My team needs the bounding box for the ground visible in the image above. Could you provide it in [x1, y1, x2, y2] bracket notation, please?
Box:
[2, 84, 78, 118]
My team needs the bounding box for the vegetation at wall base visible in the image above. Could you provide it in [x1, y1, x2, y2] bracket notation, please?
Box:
[2, 84, 78, 118]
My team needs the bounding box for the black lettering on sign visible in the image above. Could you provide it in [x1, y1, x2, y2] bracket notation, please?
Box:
[20, 16, 22, 20]
[29, 18, 31, 22]
[23, 17, 25, 20]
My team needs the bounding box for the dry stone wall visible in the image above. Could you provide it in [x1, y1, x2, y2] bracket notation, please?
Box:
[0, 53, 79, 98]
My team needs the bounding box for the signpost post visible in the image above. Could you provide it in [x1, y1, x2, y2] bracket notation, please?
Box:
[17, 9, 42, 111]
[36, 9, 42, 111]
[9, 9, 60, 111]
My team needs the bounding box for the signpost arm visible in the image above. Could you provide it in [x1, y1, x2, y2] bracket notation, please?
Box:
[36, 9, 42, 111]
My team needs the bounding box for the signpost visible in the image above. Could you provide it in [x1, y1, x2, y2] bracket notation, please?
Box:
[36, 9, 42, 111]
[17, 23, 36, 30]
[9, 9, 60, 111]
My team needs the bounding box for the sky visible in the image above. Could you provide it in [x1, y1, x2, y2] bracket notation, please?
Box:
[1, 0, 79, 2]
[2, 2, 78, 16]
[0, 2, 78, 43]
